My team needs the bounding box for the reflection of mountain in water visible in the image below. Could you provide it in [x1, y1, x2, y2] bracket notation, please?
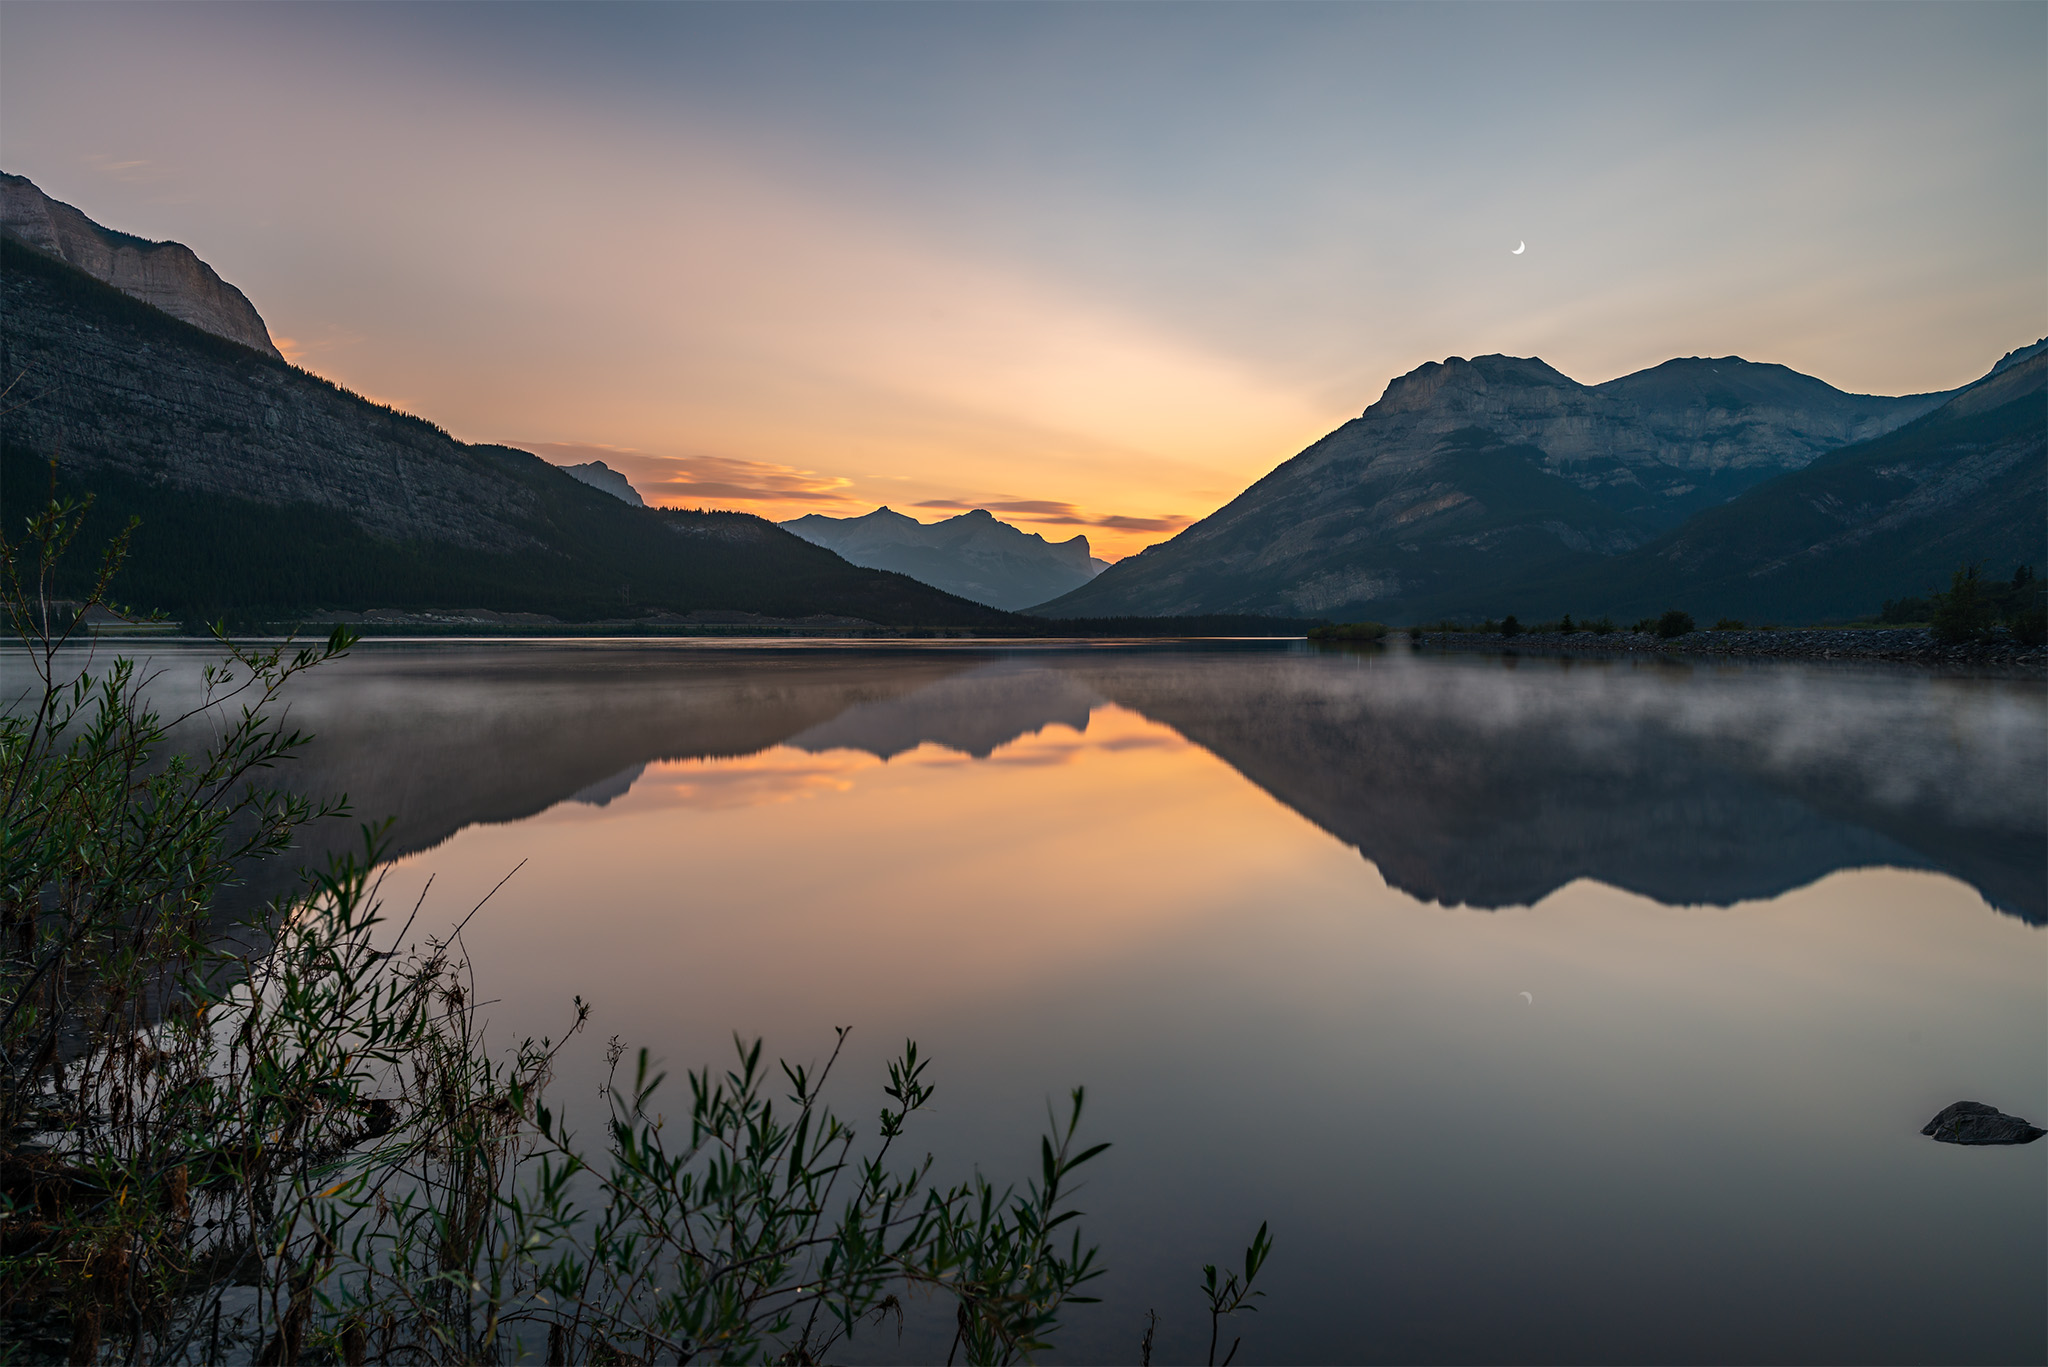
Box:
[282, 648, 979, 851]
[569, 763, 648, 807]
[1063, 654, 2046, 922]
[160, 643, 2041, 924]
[205, 647, 978, 895]
[786, 664, 1099, 759]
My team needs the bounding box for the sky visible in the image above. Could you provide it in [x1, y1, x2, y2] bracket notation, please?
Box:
[2, 3, 2042, 559]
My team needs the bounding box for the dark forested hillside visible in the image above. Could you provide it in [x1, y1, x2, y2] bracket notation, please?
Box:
[0, 236, 1010, 626]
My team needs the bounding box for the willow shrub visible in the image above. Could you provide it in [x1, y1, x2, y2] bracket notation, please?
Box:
[0, 497, 1166, 1365]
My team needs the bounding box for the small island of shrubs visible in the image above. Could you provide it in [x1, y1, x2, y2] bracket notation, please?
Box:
[1305, 620, 1389, 642]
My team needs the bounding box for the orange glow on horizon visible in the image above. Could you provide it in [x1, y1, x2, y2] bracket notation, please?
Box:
[10, 7, 2035, 565]
[514, 440, 1210, 559]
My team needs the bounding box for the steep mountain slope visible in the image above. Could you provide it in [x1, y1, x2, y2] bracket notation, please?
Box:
[1, 172, 282, 359]
[0, 234, 1009, 627]
[1522, 351, 2048, 623]
[1582, 357, 1942, 517]
[1038, 352, 1952, 621]
[783, 506, 1106, 610]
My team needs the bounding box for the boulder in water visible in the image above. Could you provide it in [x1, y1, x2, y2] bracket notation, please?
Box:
[1921, 1101, 2045, 1145]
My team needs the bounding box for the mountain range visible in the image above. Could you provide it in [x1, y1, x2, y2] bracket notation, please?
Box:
[0, 175, 1008, 629]
[2, 169, 2036, 630]
[782, 506, 1107, 610]
[1040, 346, 2045, 623]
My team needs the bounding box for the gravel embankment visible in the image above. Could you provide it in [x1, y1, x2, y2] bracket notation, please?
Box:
[1410, 628, 2046, 671]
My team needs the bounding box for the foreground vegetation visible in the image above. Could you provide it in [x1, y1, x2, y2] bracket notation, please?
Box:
[1, 499, 1268, 1364]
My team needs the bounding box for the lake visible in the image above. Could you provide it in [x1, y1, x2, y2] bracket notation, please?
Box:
[144, 640, 2048, 1362]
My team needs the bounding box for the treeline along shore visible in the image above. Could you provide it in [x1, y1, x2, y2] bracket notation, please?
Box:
[64, 608, 2048, 666]
[1402, 626, 2046, 670]
[66, 609, 1327, 640]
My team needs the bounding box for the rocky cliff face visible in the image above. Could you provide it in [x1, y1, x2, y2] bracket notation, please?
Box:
[1, 172, 283, 360]
[782, 506, 1105, 610]
[1041, 351, 1959, 622]
[1367, 354, 1945, 521]
[1533, 349, 2048, 623]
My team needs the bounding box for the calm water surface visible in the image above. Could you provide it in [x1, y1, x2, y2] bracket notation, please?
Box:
[143, 642, 2048, 1361]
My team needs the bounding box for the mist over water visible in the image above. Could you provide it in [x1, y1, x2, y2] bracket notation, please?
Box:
[83, 641, 2048, 1362]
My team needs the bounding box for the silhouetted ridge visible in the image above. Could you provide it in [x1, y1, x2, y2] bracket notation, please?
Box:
[784, 505, 1106, 610]
[0, 234, 1011, 627]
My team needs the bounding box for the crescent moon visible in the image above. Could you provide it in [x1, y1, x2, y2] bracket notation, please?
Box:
[1519, 991, 1534, 1004]
[1512, 241, 1526, 255]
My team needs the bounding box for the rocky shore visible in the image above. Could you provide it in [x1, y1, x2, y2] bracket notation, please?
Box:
[1409, 627, 2045, 672]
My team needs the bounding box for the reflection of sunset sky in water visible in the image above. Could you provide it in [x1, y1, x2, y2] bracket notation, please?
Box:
[367, 681, 2043, 1364]
[379, 697, 2039, 1031]
[386, 706, 1291, 1009]
[576, 709, 1186, 813]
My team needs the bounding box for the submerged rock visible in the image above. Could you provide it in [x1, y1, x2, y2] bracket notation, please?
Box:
[1921, 1101, 2046, 1145]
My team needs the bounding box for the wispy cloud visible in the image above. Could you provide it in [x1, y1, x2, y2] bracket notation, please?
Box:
[85, 152, 174, 185]
[1089, 514, 1192, 534]
[271, 325, 367, 369]
[517, 441, 858, 513]
[518, 444, 1189, 544]
[914, 498, 1191, 535]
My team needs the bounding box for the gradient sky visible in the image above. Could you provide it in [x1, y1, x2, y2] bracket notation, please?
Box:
[3, 3, 2042, 557]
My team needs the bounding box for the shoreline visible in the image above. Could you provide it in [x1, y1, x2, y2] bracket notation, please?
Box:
[31, 624, 2048, 675]
[1406, 626, 2046, 673]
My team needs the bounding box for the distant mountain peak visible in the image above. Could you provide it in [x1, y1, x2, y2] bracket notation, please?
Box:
[0, 170, 282, 359]
[1370, 353, 1581, 417]
[782, 506, 1103, 610]
[559, 459, 646, 507]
